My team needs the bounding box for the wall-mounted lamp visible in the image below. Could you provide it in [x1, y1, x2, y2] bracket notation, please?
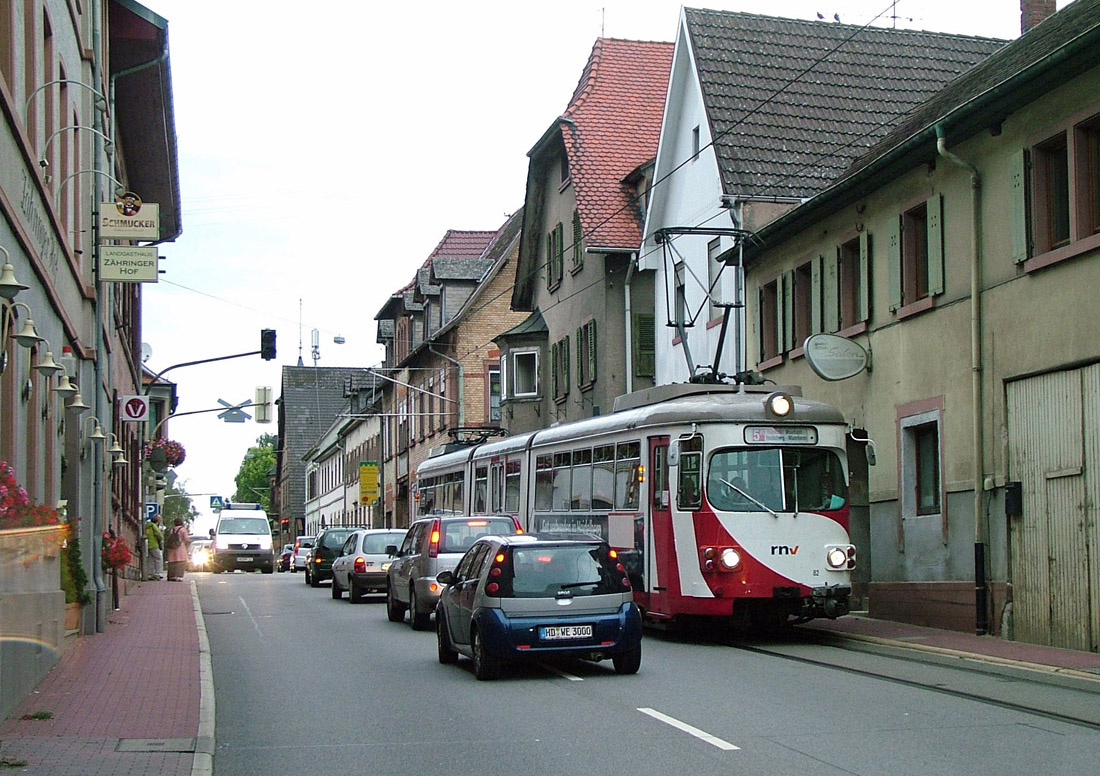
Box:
[68, 390, 90, 413]
[40, 126, 115, 179]
[55, 169, 124, 203]
[84, 415, 107, 442]
[1, 299, 45, 376]
[107, 432, 124, 456]
[53, 371, 77, 396]
[0, 246, 29, 301]
[33, 343, 62, 376]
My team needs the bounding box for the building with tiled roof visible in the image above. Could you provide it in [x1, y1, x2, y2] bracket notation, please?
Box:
[506, 38, 673, 432]
[640, 7, 1006, 389]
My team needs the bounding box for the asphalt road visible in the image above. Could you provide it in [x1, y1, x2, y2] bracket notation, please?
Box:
[196, 571, 1100, 775]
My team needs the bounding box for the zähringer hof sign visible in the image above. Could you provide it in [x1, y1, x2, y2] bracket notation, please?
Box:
[98, 192, 159, 283]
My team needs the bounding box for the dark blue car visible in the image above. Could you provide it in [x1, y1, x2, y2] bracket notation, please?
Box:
[435, 534, 643, 680]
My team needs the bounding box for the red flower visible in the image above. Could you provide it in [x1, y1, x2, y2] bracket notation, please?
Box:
[102, 533, 132, 570]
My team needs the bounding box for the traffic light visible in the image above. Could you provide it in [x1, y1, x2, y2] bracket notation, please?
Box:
[260, 329, 276, 360]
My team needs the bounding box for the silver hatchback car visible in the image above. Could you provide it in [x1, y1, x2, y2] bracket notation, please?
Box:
[331, 528, 408, 603]
[386, 515, 521, 630]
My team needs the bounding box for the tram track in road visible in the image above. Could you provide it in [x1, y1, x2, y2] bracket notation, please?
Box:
[723, 627, 1100, 731]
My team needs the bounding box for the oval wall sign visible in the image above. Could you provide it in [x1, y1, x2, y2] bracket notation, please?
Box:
[803, 333, 869, 381]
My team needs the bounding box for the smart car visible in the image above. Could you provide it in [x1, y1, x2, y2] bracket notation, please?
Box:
[434, 534, 642, 680]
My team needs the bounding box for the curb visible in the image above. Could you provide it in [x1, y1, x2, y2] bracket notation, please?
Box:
[189, 580, 215, 776]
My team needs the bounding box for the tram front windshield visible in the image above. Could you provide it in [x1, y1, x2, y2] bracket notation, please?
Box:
[706, 447, 847, 513]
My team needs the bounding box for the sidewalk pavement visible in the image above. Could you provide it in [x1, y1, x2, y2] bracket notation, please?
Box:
[0, 580, 212, 776]
[3, 589, 1099, 776]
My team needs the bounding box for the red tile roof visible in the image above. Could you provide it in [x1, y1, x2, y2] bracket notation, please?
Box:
[559, 38, 673, 250]
[427, 229, 498, 261]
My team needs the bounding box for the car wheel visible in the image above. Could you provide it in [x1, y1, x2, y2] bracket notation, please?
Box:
[262, 566, 273, 575]
[348, 577, 362, 604]
[612, 645, 642, 675]
[386, 584, 407, 622]
[331, 576, 343, 599]
[437, 610, 458, 664]
[309, 568, 320, 588]
[410, 586, 430, 631]
[471, 628, 500, 681]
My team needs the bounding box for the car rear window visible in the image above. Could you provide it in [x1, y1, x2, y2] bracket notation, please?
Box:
[362, 532, 405, 554]
[504, 544, 625, 598]
[321, 530, 353, 548]
[438, 517, 517, 554]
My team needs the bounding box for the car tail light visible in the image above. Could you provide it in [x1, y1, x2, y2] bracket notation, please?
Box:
[486, 550, 506, 595]
[467, 520, 488, 527]
[428, 519, 441, 558]
[510, 516, 523, 534]
[353, 556, 366, 573]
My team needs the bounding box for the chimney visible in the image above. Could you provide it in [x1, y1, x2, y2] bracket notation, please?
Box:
[1021, 0, 1057, 34]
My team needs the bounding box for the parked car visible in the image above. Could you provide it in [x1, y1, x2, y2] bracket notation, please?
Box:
[291, 535, 314, 573]
[189, 539, 213, 571]
[331, 529, 408, 602]
[386, 515, 521, 630]
[306, 527, 357, 587]
[435, 534, 642, 680]
[278, 544, 293, 572]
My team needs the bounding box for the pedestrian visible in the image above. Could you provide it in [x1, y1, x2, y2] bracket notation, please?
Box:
[164, 517, 191, 581]
[145, 515, 164, 580]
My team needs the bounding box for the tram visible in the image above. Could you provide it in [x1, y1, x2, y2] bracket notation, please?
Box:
[415, 383, 855, 627]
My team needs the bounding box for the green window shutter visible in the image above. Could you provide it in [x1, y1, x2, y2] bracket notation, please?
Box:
[562, 335, 570, 394]
[554, 222, 564, 283]
[1010, 149, 1030, 264]
[887, 216, 902, 311]
[572, 210, 583, 268]
[546, 232, 554, 289]
[859, 232, 871, 322]
[823, 249, 839, 333]
[551, 342, 559, 397]
[587, 320, 597, 382]
[782, 269, 794, 352]
[926, 194, 944, 296]
[811, 254, 823, 335]
[576, 326, 584, 385]
[757, 285, 766, 361]
[634, 313, 655, 378]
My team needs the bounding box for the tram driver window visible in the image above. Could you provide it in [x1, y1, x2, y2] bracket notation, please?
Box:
[676, 435, 703, 511]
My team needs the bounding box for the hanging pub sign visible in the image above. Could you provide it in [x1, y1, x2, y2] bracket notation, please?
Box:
[99, 245, 159, 282]
[99, 192, 159, 240]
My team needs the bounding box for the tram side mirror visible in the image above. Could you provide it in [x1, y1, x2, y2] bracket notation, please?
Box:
[667, 441, 679, 467]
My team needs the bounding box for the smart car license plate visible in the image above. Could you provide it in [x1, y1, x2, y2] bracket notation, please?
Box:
[540, 625, 592, 640]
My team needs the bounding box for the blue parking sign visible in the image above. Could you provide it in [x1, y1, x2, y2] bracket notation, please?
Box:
[145, 502, 160, 521]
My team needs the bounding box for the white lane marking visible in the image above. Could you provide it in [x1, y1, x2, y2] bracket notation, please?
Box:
[540, 664, 583, 681]
[238, 596, 263, 638]
[637, 708, 740, 751]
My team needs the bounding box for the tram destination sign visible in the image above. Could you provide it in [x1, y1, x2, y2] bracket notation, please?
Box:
[744, 426, 818, 445]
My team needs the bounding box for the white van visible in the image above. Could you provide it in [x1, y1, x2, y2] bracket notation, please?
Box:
[209, 503, 275, 573]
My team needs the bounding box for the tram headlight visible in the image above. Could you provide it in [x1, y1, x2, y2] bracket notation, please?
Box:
[826, 546, 848, 569]
[719, 547, 741, 571]
[765, 391, 793, 418]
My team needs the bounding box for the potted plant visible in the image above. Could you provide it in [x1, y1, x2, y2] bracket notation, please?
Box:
[61, 527, 91, 630]
[143, 438, 186, 468]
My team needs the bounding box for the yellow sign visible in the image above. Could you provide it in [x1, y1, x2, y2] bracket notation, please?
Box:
[359, 461, 379, 505]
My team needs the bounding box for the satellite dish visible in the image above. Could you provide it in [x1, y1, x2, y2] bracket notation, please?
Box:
[803, 333, 870, 381]
[141, 343, 153, 363]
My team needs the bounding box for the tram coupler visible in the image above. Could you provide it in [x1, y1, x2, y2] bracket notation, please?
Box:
[807, 584, 852, 620]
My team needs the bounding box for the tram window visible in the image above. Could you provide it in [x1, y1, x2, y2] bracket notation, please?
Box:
[419, 483, 436, 516]
[677, 451, 703, 510]
[615, 441, 641, 510]
[572, 448, 593, 510]
[505, 460, 521, 512]
[491, 462, 504, 512]
[474, 466, 488, 513]
[795, 448, 848, 510]
[535, 455, 554, 510]
[592, 445, 615, 509]
[553, 452, 572, 511]
[707, 447, 845, 512]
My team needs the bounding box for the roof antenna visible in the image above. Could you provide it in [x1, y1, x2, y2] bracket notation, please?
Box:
[600, 7, 605, 37]
[297, 298, 304, 366]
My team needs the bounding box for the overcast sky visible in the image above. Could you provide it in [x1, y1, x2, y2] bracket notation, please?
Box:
[136, 0, 1060, 534]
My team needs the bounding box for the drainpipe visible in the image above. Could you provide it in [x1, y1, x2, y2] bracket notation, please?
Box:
[936, 126, 988, 636]
[624, 253, 636, 394]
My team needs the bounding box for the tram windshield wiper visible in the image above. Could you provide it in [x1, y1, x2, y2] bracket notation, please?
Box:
[717, 477, 780, 518]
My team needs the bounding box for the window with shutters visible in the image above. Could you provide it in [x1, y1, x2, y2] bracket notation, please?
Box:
[633, 313, 655, 378]
[888, 195, 943, 320]
[571, 210, 584, 272]
[758, 277, 781, 365]
[1013, 111, 1100, 272]
[838, 234, 869, 333]
[707, 238, 723, 321]
[546, 222, 564, 291]
[792, 260, 815, 350]
[577, 320, 597, 389]
[488, 364, 501, 422]
[551, 336, 570, 402]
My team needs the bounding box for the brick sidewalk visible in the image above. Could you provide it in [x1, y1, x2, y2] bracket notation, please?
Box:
[0, 580, 208, 776]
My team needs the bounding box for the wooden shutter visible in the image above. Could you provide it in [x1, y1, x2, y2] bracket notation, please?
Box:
[587, 320, 597, 383]
[554, 222, 564, 283]
[859, 231, 871, 322]
[561, 335, 570, 394]
[550, 343, 559, 398]
[782, 269, 794, 352]
[887, 215, 902, 311]
[634, 313, 655, 378]
[811, 254, 823, 335]
[823, 249, 839, 333]
[1010, 149, 1031, 263]
[926, 194, 944, 296]
[572, 210, 583, 268]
